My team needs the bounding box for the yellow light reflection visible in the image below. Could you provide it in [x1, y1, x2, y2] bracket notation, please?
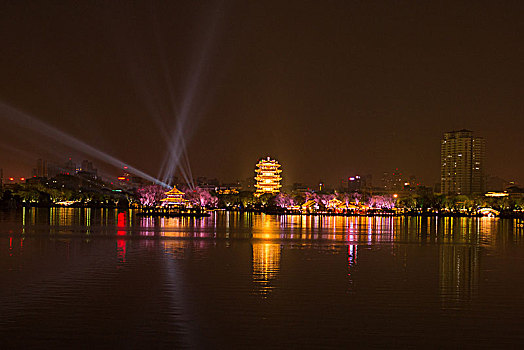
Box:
[252, 243, 281, 297]
[439, 244, 479, 309]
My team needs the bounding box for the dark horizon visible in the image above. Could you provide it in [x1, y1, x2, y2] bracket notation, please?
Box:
[1, 1, 523, 186]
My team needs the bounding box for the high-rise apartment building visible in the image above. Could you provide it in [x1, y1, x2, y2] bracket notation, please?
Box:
[80, 160, 98, 179]
[36, 158, 47, 177]
[381, 169, 404, 192]
[64, 158, 76, 175]
[441, 130, 485, 195]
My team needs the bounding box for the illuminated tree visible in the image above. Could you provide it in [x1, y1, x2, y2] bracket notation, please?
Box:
[367, 195, 395, 209]
[337, 193, 351, 207]
[318, 194, 335, 207]
[197, 188, 218, 207]
[275, 193, 296, 208]
[184, 187, 218, 208]
[136, 185, 166, 207]
[352, 192, 362, 205]
[305, 191, 315, 202]
[255, 193, 276, 206]
[304, 191, 335, 210]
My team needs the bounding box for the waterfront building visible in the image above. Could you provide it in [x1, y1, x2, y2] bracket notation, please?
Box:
[254, 157, 282, 196]
[160, 186, 188, 207]
[344, 174, 372, 193]
[381, 169, 404, 192]
[47, 162, 61, 178]
[196, 177, 219, 191]
[239, 177, 256, 191]
[64, 158, 76, 175]
[37, 159, 47, 177]
[292, 182, 309, 193]
[485, 176, 508, 192]
[347, 175, 366, 192]
[506, 185, 524, 199]
[31, 158, 48, 178]
[301, 199, 319, 212]
[326, 198, 356, 213]
[80, 160, 97, 179]
[441, 129, 485, 195]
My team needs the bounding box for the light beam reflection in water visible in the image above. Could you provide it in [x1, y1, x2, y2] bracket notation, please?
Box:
[1, 209, 524, 348]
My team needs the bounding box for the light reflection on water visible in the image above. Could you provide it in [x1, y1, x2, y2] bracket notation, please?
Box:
[9, 208, 524, 248]
[252, 242, 281, 297]
[2, 209, 524, 348]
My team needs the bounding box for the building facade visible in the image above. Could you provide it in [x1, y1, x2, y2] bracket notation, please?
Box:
[160, 186, 187, 207]
[381, 169, 404, 192]
[254, 157, 282, 196]
[80, 160, 98, 178]
[441, 129, 485, 195]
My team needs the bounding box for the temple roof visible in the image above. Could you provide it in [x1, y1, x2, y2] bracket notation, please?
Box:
[164, 186, 184, 196]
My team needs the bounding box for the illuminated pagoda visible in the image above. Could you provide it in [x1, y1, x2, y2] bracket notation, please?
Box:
[160, 186, 188, 207]
[254, 157, 282, 196]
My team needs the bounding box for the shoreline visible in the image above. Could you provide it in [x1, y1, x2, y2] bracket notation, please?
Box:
[3, 205, 523, 219]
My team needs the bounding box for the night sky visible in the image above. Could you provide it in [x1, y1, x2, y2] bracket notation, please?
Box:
[1, 1, 523, 186]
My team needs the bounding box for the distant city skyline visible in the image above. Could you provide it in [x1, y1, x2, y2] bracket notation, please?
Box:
[0, 141, 521, 192]
[1, 1, 523, 186]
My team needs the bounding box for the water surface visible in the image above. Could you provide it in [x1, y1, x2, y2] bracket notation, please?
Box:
[1, 208, 524, 348]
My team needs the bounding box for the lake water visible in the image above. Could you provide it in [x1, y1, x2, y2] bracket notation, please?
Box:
[1, 208, 524, 348]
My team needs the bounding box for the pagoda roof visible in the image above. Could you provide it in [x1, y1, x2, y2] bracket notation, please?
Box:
[302, 199, 317, 208]
[327, 198, 346, 209]
[164, 186, 185, 196]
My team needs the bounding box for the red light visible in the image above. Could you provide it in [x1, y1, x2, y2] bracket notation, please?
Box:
[117, 238, 126, 263]
[117, 212, 127, 261]
[118, 212, 126, 228]
[20, 177, 25, 181]
[9, 177, 14, 181]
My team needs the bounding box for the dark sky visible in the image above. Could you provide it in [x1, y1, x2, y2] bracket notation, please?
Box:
[1, 1, 523, 186]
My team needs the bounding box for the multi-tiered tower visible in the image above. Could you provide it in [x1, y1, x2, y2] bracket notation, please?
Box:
[254, 157, 282, 196]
